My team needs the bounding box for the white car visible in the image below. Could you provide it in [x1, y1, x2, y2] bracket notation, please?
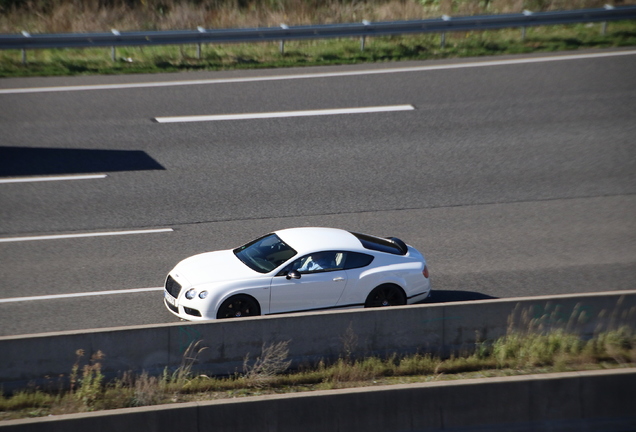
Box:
[163, 227, 430, 320]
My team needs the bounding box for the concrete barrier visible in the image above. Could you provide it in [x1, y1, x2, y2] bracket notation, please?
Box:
[1, 290, 635, 394]
[1, 369, 635, 431]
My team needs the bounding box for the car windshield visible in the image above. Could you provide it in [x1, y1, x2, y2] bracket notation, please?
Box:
[233, 233, 297, 273]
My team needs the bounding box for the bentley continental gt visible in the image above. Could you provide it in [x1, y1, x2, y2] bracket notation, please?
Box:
[163, 227, 430, 320]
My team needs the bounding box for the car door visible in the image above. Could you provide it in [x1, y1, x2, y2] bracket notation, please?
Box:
[269, 251, 348, 314]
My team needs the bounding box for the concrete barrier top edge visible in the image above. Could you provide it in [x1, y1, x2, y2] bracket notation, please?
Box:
[2, 289, 635, 341]
[2, 367, 634, 427]
[0, 320, 184, 341]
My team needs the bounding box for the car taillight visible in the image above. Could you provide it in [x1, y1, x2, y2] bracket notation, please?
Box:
[422, 265, 429, 278]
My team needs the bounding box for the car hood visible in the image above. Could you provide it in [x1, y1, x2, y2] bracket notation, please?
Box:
[172, 250, 258, 287]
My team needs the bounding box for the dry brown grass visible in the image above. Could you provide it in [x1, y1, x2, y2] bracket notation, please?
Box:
[1, 0, 632, 34]
[243, 341, 292, 388]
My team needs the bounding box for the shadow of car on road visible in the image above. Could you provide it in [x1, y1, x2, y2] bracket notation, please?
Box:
[418, 290, 498, 304]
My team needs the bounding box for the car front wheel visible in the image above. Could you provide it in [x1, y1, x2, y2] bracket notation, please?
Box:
[364, 284, 406, 308]
[216, 295, 261, 319]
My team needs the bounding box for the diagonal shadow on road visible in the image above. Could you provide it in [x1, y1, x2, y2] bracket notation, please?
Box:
[0, 147, 165, 177]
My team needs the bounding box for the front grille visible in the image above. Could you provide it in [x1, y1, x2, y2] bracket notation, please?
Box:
[165, 275, 182, 298]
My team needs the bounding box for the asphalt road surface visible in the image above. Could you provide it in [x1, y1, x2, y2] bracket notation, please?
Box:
[1, 49, 635, 337]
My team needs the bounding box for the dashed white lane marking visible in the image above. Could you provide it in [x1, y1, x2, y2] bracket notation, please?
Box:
[154, 105, 415, 123]
[0, 228, 174, 243]
[0, 174, 108, 184]
[1, 50, 634, 95]
[0, 287, 164, 304]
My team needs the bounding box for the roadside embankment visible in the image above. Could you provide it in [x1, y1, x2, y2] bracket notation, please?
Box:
[1, 290, 634, 394]
[1, 368, 635, 432]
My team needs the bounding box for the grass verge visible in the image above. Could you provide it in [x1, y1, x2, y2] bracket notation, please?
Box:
[1, 21, 635, 78]
[1, 327, 634, 421]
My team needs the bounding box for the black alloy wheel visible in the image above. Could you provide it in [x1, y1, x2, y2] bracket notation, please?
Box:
[364, 284, 407, 308]
[216, 295, 260, 319]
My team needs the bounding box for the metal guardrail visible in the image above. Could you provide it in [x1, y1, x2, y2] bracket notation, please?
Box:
[1, 5, 635, 62]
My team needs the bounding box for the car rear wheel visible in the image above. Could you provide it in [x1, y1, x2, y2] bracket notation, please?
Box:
[216, 295, 261, 319]
[364, 284, 406, 308]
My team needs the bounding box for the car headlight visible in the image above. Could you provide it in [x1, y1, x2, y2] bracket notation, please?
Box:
[185, 289, 197, 300]
[198, 291, 208, 299]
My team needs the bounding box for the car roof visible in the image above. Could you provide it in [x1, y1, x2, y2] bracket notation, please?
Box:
[274, 227, 363, 255]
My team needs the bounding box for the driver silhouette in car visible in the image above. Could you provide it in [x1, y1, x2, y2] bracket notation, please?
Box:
[298, 252, 335, 272]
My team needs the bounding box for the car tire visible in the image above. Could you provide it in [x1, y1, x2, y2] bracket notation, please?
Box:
[364, 284, 407, 308]
[216, 295, 261, 319]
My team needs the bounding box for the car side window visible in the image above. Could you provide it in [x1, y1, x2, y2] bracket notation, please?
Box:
[343, 252, 374, 270]
[278, 251, 346, 276]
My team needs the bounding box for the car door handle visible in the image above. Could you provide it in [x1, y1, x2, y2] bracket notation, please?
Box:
[333, 277, 345, 282]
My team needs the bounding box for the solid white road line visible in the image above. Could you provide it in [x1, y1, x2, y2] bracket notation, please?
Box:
[1, 50, 634, 95]
[0, 174, 108, 184]
[0, 228, 174, 243]
[155, 105, 415, 123]
[0, 287, 164, 304]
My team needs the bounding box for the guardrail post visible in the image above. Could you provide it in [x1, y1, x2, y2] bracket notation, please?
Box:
[21, 31, 30, 65]
[197, 26, 206, 59]
[111, 29, 120, 61]
[522, 10, 532, 41]
[280, 24, 288, 54]
[602, 4, 614, 35]
[441, 15, 451, 48]
[361, 20, 371, 51]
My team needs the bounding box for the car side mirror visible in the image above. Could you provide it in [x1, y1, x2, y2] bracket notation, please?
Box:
[286, 270, 301, 280]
